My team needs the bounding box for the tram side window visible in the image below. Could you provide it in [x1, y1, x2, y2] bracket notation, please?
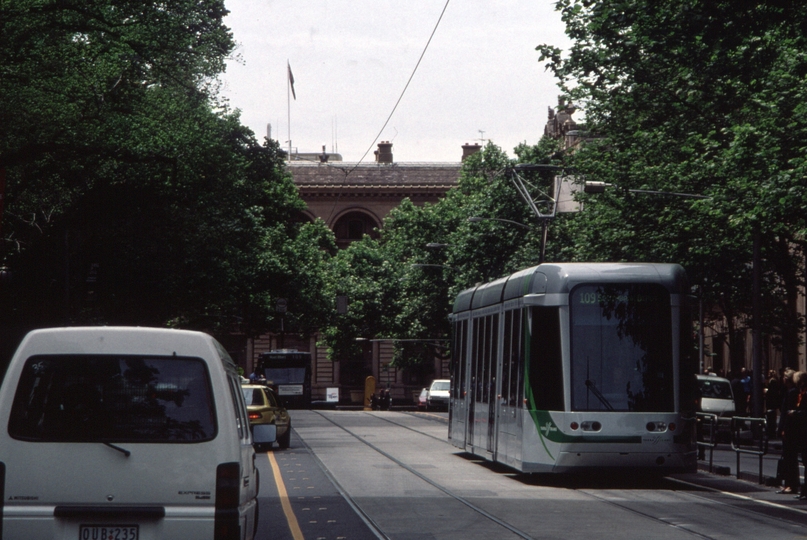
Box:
[472, 317, 482, 403]
[452, 320, 467, 399]
[502, 311, 513, 407]
[482, 315, 492, 404]
[529, 306, 564, 411]
[489, 314, 498, 405]
[511, 308, 524, 407]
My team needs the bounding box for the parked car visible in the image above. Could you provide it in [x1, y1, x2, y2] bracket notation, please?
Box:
[427, 379, 450, 410]
[242, 384, 291, 450]
[417, 387, 429, 410]
[0, 326, 273, 540]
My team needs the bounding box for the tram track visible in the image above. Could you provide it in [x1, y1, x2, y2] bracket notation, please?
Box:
[370, 410, 453, 445]
[573, 488, 720, 540]
[574, 482, 807, 540]
[300, 410, 807, 540]
[311, 409, 537, 540]
[292, 420, 390, 540]
[379, 411, 807, 532]
[375, 413, 721, 539]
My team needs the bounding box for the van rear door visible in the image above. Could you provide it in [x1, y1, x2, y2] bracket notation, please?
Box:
[2, 353, 230, 539]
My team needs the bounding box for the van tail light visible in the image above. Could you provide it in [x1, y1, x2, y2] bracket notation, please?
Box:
[215, 462, 241, 540]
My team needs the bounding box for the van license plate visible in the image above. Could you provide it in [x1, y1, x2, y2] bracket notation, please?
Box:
[79, 524, 139, 539]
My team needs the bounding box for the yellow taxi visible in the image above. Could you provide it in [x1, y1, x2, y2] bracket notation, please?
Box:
[241, 383, 291, 450]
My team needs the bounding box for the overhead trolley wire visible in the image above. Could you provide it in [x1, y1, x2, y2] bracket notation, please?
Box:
[323, 0, 453, 225]
[348, 0, 452, 173]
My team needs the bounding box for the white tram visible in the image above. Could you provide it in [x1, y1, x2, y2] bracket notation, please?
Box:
[448, 262, 698, 474]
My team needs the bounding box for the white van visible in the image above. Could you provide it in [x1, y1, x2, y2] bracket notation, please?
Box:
[696, 374, 736, 417]
[0, 326, 274, 540]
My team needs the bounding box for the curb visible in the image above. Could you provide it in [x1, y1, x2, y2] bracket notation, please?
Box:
[697, 461, 779, 486]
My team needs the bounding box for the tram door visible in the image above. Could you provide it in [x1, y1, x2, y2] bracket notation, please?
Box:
[468, 312, 498, 454]
[495, 306, 524, 465]
[451, 316, 470, 447]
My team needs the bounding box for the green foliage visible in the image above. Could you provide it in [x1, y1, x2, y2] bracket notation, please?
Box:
[319, 236, 400, 363]
[319, 141, 560, 368]
[538, 0, 807, 365]
[0, 0, 333, 340]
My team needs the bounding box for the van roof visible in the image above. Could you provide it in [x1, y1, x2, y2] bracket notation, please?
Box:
[13, 326, 236, 370]
[696, 374, 730, 383]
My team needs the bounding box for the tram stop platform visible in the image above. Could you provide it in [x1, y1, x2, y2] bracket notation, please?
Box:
[684, 440, 807, 515]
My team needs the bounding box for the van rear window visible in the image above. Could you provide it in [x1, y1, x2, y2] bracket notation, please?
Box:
[698, 379, 733, 400]
[8, 355, 217, 443]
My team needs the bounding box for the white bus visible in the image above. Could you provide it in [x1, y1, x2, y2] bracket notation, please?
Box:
[449, 262, 698, 474]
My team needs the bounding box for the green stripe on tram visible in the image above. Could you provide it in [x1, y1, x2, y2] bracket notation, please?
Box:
[527, 409, 642, 444]
[520, 273, 640, 461]
[525, 357, 641, 448]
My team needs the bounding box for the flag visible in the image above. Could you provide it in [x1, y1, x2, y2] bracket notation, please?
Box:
[287, 62, 296, 100]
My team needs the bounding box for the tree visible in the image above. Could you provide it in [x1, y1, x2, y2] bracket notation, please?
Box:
[538, 0, 807, 368]
[319, 141, 562, 371]
[0, 1, 333, 346]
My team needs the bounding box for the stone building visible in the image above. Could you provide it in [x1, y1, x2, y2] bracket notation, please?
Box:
[245, 142, 480, 406]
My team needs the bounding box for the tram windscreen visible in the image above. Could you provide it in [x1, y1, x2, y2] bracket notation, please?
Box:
[570, 283, 674, 412]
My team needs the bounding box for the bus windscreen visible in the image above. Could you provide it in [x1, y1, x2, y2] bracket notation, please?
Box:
[264, 367, 306, 385]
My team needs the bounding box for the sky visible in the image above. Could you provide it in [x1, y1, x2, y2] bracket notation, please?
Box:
[219, 0, 572, 163]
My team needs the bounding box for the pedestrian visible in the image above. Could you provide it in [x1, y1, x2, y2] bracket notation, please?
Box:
[766, 369, 782, 439]
[777, 369, 799, 495]
[381, 389, 391, 411]
[731, 371, 747, 416]
[741, 368, 753, 415]
[249, 366, 261, 383]
[370, 392, 380, 411]
[792, 372, 807, 500]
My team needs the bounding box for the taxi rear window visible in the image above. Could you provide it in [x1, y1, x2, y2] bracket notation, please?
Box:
[242, 387, 266, 406]
[8, 355, 217, 443]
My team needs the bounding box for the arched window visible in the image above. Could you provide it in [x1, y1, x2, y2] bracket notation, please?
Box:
[332, 211, 379, 248]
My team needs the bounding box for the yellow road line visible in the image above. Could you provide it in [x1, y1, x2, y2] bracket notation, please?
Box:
[267, 451, 305, 540]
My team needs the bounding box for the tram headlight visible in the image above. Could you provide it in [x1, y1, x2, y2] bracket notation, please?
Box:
[646, 422, 667, 432]
[580, 421, 602, 432]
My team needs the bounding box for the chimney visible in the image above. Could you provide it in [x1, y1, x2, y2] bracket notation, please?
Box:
[319, 144, 329, 163]
[461, 143, 482, 161]
[374, 141, 393, 164]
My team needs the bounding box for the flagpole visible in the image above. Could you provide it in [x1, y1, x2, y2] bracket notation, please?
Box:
[287, 60, 291, 162]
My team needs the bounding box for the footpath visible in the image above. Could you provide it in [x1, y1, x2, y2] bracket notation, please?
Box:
[686, 440, 807, 516]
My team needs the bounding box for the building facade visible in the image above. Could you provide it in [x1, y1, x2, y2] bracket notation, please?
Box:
[245, 142, 479, 406]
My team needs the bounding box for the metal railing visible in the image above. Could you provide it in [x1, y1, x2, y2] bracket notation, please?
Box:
[696, 412, 720, 472]
[730, 416, 768, 484]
